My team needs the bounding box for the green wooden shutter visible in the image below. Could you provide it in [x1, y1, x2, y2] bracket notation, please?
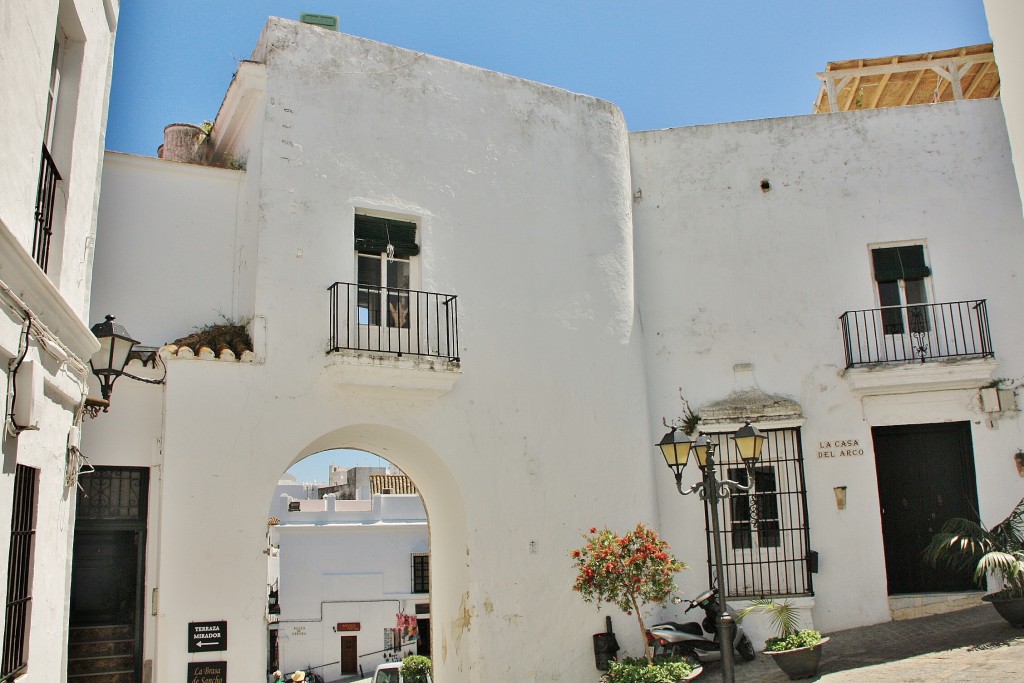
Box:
[872, 245, 930, 282]
[354, 215, 420, 257]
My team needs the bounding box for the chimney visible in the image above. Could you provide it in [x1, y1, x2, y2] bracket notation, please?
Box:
[161, 123, 209, 164]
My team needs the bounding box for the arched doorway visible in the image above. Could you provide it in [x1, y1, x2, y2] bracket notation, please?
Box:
[266, 429, 461, 682]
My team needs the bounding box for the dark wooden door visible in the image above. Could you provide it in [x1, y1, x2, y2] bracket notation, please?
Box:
[340, 636, 357, 674]
[68, 467, 148, 683]
[70, 530, 139, 625]
[872, 422, 980, 594]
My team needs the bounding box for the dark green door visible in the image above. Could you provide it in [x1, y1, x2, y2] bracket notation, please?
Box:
[872, 422, 980, 594]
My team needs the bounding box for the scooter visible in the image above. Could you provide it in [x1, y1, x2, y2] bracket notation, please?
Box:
[647, 588, 756, 663]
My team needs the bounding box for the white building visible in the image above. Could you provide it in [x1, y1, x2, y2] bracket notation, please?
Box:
[269, 487, 430, 679]
[82, 16, 1024, 683]
[0, 1, 119, 681]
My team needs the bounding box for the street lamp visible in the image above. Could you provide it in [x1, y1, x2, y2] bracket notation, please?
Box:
[656, 420, 765, 683]
[89, 315, 138, 404]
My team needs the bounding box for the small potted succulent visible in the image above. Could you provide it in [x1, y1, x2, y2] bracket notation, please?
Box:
[924, 495, 1024, 627]
[739, 599, 827, 680]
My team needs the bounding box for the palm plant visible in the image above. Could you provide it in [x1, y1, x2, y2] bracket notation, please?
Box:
[738, 599, 822, 652]
[923, 496, 1024, 599]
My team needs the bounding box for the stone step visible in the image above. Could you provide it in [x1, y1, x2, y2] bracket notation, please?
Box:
[67, 653, 134, 676]
[68, 637, 134, 659]
[69, 624, 133, 643]
[67, 670, 135, 683]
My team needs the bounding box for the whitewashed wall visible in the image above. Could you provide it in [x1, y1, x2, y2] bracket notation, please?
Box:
[92, 153, 244, 346]
[86, 18, 657, 683]
[985, 0, 1024, 213]
[0, 2, 116, 682]
[632, 99, 1024, 635]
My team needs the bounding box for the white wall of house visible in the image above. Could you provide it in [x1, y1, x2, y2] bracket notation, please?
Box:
[84, 17, 1024, 683]
[271, 492, 429, 678]
[632, 99, 1024, 635]
[984, 0, 1024, 212]
[92, 152, 244, 345]
[0, 1, 117, 681]
[86, 18, 657, 683]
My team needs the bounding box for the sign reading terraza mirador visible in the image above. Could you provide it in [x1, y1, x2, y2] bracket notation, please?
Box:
[816, 439, 865, 459]
[187, 621, 227, 653]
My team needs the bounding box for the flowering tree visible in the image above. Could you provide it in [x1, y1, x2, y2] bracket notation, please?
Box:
[571, 523, 687, 665]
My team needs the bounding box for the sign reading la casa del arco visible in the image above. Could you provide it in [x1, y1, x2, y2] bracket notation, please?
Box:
[816, 438, 865, 459]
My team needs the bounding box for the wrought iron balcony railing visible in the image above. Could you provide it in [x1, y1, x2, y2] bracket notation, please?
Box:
[840, 300, 993, 368]
[32, 145, 61, 273]
[328, 282, 460, 361]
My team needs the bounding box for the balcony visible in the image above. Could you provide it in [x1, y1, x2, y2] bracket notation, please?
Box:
[328, 282, 460, 362]
[840, 300, 993, 368]
[32, 145, 61, 273]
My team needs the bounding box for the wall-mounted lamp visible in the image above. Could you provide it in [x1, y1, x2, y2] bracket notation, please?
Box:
[88, 315, 139, 408]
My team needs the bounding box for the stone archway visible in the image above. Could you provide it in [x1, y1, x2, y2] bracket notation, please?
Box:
[276, 424, 471, 681]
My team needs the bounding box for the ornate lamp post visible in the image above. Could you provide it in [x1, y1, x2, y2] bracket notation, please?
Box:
[657, 420, 766, 683]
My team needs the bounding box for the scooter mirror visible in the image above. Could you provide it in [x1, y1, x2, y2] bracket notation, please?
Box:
[671, 596, 683, 604]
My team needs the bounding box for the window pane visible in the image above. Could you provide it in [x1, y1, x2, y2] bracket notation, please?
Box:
[878, 281, 904, 334]
[358, 254, 382, 326]
[358, 253, 382, 286]
[386, 259, 410, 289]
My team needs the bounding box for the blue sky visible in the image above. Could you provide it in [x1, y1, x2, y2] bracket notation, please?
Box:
[106, 1, 991, 157]
[287, 448, 390, 485]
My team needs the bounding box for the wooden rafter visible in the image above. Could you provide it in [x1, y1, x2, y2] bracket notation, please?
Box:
[814, 44, 999, 114]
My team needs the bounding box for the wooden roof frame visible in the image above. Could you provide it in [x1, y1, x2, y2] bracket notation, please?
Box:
[814, 44, 999, 114]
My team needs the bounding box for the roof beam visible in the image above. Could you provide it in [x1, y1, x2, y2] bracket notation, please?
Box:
[963, 60, 991, 98]
[868, 57, 899, 108]
[816, 52, 993, 82]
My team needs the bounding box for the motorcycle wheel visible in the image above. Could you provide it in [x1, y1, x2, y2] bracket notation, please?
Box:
[737, 635, 756, 661]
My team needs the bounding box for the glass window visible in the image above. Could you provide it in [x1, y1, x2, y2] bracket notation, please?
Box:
[871, 245, 930, 335]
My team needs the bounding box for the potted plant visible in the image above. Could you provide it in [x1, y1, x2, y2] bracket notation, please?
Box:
[739, 599, 828, 680]
[399, 654, 432, 682]
[571, 523, 698, 680]
[601, 655, 700, 682]
[924, 495, 1024, 627]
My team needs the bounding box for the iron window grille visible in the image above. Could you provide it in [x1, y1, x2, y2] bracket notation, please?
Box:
[702, 428, 813, 598]
[32, 145, 61, 273]
[727, 466, 781, 550]
[76, 468, 147, 521]
[2, 465, 38, 681]
[411, 554, 429, 594]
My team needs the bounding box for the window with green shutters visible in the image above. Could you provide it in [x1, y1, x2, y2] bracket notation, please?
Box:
[355, 215, 418, 328]
[871, 244, 931, 335]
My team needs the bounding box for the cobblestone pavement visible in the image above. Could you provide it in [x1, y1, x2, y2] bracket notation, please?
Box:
[714, 604, 1024, 682]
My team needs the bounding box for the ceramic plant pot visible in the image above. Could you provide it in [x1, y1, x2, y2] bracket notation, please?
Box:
[983, 594, 1024, 627]
[764, 637, 829, 680]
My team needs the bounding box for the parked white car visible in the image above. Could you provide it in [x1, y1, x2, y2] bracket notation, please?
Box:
[371, 662, 431, 683]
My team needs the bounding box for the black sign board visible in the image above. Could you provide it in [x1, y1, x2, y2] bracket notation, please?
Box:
[188, 621, 227, 653]
[187, 660, 226, 683]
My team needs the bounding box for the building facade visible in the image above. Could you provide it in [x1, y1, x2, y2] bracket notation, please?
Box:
[0, 1, 119, 681]
[83, 17, 1024, 683]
